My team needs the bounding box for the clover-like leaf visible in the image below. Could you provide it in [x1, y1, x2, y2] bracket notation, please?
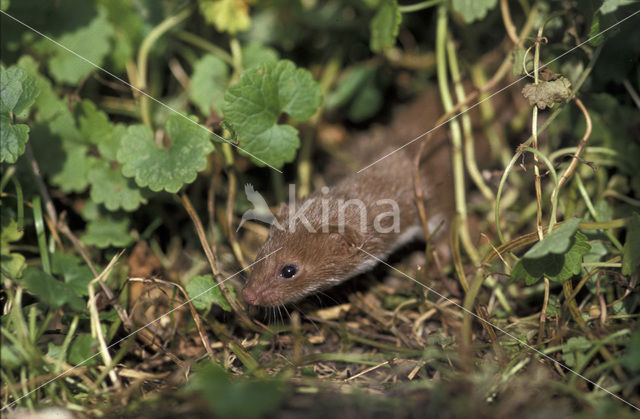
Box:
[0, 65, 40, 163]
[88, 160, 147, 211]
[452, 0, 498, 23]
[0, 208, 26, 280]
[525, 218, 581, 258]
[241, 42, 279, 70]
[81, 214, 134, 248]
[190, 54, 229, 117]
[1, 65, 40, 115]
[118, 114, 213, 193]
[561, 337, 592, 368]
[198, 0, 252, 34]
[2, 345, 24, 370]
[0, 114, 30, 164]
[68, 334, 99, 366]
[223, 60, 322, 168]
[511, 226, 591, 285]
[20, 266, 85, 311]
[622, 330, 640, 373]
[50, 144, 95, 193]
[44, 8, 114, 84]
[185, 274, 235, 311]
[51, 251, 94, 297]
[370, 0, 401, 52]
[77, 100, 123, 160]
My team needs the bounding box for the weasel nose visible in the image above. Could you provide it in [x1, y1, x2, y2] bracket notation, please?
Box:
[242, 287, 258, 305]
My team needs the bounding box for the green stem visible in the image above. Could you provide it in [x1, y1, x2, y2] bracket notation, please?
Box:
[230, 37, 243, 79]
[137, 7, 192, 127]
[12, 177, 24, 231]
[447, 36, 494, 203]
[399, 0, 443, 13]
[32, 196, 51, 274]
[436, 6, 479, 264]
[521, 146, 559, 235]
[0, 165, 15, 193]
[173, 30, 233, 65]
[548, 146, 617, 163]
[575, 174, 624, 251]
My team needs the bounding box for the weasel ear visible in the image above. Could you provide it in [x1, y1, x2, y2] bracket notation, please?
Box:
[324, 224, 364, 256]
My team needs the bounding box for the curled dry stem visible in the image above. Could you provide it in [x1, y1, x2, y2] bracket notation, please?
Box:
[500, 0, 522, 48]
[129, 277, 215, 360]
[550, 97, 592, 224]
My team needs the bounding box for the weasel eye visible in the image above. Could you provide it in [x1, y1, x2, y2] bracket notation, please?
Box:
[280, 264, 298, 279]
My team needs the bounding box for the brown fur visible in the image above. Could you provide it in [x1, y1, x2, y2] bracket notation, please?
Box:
[242, 87, 461, 307]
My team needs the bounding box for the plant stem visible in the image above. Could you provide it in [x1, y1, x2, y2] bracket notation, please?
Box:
[398, 0, 443, 13]
[173, 30, 233, 65]
[436, 6, 479, 264]
[137, 7, 192, 128]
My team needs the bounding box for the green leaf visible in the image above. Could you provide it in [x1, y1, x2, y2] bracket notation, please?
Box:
[325, 66, 376, 110]
[524, 218, 581, 259]
[0, 114, 30, 164]
[1, 345, 23, 370]
[370, 0, 401, 52]
[189, 54, 230, 117]
[561, 337, 592, 368]
[43, 7, 114, 84]
[241, 42, 279, 70]
[511, 225, 591, 285]
[77, 100, 122, 161]
[348, 82, 383, 122]
[81, 214, 134, 248]
[51, 252, 94, 297]
[452, 0, 498, 23]
[223, 60, 322, 168]
[118, 115, 213, 193]
[20, 266, 85, 311]
[511, 49, 533, 76]
[622, 212, 640, 275]
[199, 0, 251, 34]
[1, 253, 26, 280]
[187, 363, 286, 418]
[622, 330, 640, 373]
[1, 65, 40, 115]
[46, 342, 64, 363]
[186, 274, 234, 311]
[88, 159, 147, 211]
[0, 0, 9, 12]
[0, 64, 38, 163]
[50, 144, 94, 193]
[68, 334, 99, 366]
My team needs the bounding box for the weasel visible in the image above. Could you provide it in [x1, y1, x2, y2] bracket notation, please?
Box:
[241, 84, 508, 307]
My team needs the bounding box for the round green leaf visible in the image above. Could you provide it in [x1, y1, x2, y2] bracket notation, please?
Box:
[88, 160, 147, 211]
[68, 334, 99, 366]
[370, 0, 401, 52]
[189, 54, 229, 117]
[46, 8, 114, 84]
[117, 114, 213, 193]
[1, 65, 40, 115]
[0, 114, 30, 164]
[81, 214, 134, 248]
[223, 59, 322, 168]
[452, 0, 498, 23]
[186, 274, 234, 312]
